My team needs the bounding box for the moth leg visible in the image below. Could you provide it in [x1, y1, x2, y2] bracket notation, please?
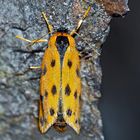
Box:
[29, 66, 41, 70]
[16, 35, 48, 43]
[70, 6, 91, 36]
[15, 66, 41, 76]
[16, 35, 48, 50]
[42, 12, 53, 33]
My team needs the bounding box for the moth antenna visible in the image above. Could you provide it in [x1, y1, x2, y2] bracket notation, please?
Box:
[42, 12, 53, 33]
[16, 34, 48, 50]
[70, 5, 91, 36]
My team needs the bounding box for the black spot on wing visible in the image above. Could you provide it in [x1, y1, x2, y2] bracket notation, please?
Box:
[75, 119, 78, 124]
[40, 117, 44, 126]
[74, 90, 77, 99]
[76, 68, 80, 77]
[65, 84, 71, 96]
[45, 90, 48, 97]
[40, 95, 44, 102]
[50, 108, 55, 116]
[51, 85, 57, 95]
[40, 117, 47, 126]
[79, 95, 82, 101]
[51, 59, 55, 67]
[42, 65, 47, 75]
[75, 119, 80, 125]
[67, 59, 72, 68]
[66, 109, 72, 117]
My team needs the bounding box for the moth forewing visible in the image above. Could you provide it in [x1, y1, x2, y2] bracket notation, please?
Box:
[62, 35, 81, 134]
[39, 34, 61, 133]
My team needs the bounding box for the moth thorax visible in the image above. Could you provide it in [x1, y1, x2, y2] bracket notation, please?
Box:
[56, 35, 70, 62]
[56, 36, 69, 50]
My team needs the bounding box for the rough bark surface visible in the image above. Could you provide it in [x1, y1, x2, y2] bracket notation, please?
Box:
[0, 0, 128, 140]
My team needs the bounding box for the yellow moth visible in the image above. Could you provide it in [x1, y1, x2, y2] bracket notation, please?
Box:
[16, 6, 91, 134]
[39, 31, 81, 133]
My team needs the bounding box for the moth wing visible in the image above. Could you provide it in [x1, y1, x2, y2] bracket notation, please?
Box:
[39, 45, 60, 133]
[62, 45, 81, 134]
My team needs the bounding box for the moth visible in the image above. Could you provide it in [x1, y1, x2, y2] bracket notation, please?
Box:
[16, 6, 91, 134]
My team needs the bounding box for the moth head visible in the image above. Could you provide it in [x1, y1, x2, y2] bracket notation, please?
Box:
[57, 27, 68, 33]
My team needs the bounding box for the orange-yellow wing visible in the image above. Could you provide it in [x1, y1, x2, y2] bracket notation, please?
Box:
[39, 35, 60, 133]
[62, 36, 81, 134]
